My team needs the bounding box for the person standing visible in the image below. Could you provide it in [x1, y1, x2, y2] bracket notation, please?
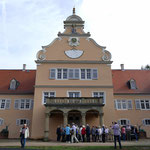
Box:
[91, 126, 96, 142]
[20, 124, 29, 148]
[65, 124, 71, 143]
[121, 126, 126, 141]
[71, 123, 79, 143]
[112, 122, 122, 149]
[56, 126, 61, 141]
[102, 125, 106, 143]
[81, 125, 86, 142]
[86, 124, 90, 142]
[126, 124, 131, 141]
[61, 125, 66, 142]
[134, 125, 138, 141]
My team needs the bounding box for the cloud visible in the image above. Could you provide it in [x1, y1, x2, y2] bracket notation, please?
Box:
[80, 0, 150, 69]
[0, 0, 82, 69]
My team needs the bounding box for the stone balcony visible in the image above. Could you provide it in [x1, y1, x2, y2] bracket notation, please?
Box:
[45, 97, 104, 107]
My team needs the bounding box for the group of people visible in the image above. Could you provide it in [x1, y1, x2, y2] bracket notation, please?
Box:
[57, 122, 124, 149]
[19, 122, 138, 149]
[121, 124, 138, 141]
[56, 123, 113, 143]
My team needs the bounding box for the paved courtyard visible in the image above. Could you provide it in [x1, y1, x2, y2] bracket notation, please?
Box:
[0, 139, 150, 147]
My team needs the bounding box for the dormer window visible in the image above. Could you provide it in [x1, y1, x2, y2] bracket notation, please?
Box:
[127, 79, 137, 89]
[9, 78, 19, 90]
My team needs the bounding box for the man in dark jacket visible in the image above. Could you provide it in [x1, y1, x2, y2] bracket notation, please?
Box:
[56, 126, 61, 141]
[86, 124, 90, 142]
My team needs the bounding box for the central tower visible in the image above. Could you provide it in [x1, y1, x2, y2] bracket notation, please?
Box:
[31, 8, 114, 140]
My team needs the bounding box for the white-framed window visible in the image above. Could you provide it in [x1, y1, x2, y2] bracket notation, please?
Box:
[14, 99, 33, 110]
[92, 92, 106, 104]
[42, 91, 56, 104]
[135, 99, 150, 110]
[118, 119, 130, 125]
[16, 119, 30, 126]
[114, 99, 132, 110]
[67, 91, 81, 97]
[142, 119, 150, 126]
[49, 68, 98, 80]
[0, 118, 4, 126]
[0, 99, 11, 110]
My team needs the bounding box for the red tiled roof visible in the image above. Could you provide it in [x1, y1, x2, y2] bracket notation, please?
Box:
[0, 70, 36, 94]
[1, 69, 150, 95]
[112, 70, 150, 94]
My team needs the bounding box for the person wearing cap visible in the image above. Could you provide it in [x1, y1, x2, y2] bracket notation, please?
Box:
[20, 124, 29, 148]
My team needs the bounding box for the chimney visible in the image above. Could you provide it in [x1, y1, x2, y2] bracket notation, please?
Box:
[120, 64, 125, 71]
[23, 64, 26, 71]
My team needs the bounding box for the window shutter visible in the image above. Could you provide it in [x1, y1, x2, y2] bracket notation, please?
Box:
[26, 119, 30, 126]
[74, 69, 79, 79]
[127, 119, 130, 125]
[68, 69, 74, 79]
[127, 100, 132, 109]
[135, 99, 141, 109]
[50, 69, 56, 79]
[30, 100, 34, 109]
[14, 100, 20, 110]
[5, 99, 11, 109]
[92, 69, 98, 80]
[0, 119, 4, 126]
[142, 119, 145, 125]
[16, 119, 20, 126]
[117, 120, 121, 125]
[114, 100, 117, 109]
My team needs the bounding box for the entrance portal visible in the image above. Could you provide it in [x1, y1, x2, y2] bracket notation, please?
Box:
[68, 110, 81, 126]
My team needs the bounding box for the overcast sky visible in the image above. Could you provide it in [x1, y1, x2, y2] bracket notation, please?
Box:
[0, 0, 150, 70]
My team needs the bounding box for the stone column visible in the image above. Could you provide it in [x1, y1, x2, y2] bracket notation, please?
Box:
[81, 112, 86, 126]
[44, 113, 50, 141]
[63, 112, 68, 126]
[99, 113, 104, 126]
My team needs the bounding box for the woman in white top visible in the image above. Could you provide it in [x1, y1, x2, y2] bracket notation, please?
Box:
[20, 124, 29, 148]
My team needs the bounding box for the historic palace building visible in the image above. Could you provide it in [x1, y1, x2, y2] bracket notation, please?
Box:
[0, 9, 150, 140]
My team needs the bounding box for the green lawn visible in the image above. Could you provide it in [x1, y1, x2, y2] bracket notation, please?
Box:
[1, 146, 150, 150]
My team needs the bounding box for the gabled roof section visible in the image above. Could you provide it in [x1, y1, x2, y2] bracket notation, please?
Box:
[112, 70, 150, 94]
[0, 70, 36, 94]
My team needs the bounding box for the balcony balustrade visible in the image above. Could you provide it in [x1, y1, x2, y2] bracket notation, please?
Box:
[45, 97, 104, 107]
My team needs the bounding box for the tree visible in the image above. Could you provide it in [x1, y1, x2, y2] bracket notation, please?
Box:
[141, 64, 150, 70]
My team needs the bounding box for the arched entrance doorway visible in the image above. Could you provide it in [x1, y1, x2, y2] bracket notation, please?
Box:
[86, 109, 99, 127]
[68, 110, 81, 126]
[49, 110, 63, 140]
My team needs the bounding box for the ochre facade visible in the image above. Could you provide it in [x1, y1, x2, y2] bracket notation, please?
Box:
[0, 10, 150, 140]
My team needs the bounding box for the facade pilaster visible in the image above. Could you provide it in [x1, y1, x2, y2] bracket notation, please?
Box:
[44, 112, 50, 141]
